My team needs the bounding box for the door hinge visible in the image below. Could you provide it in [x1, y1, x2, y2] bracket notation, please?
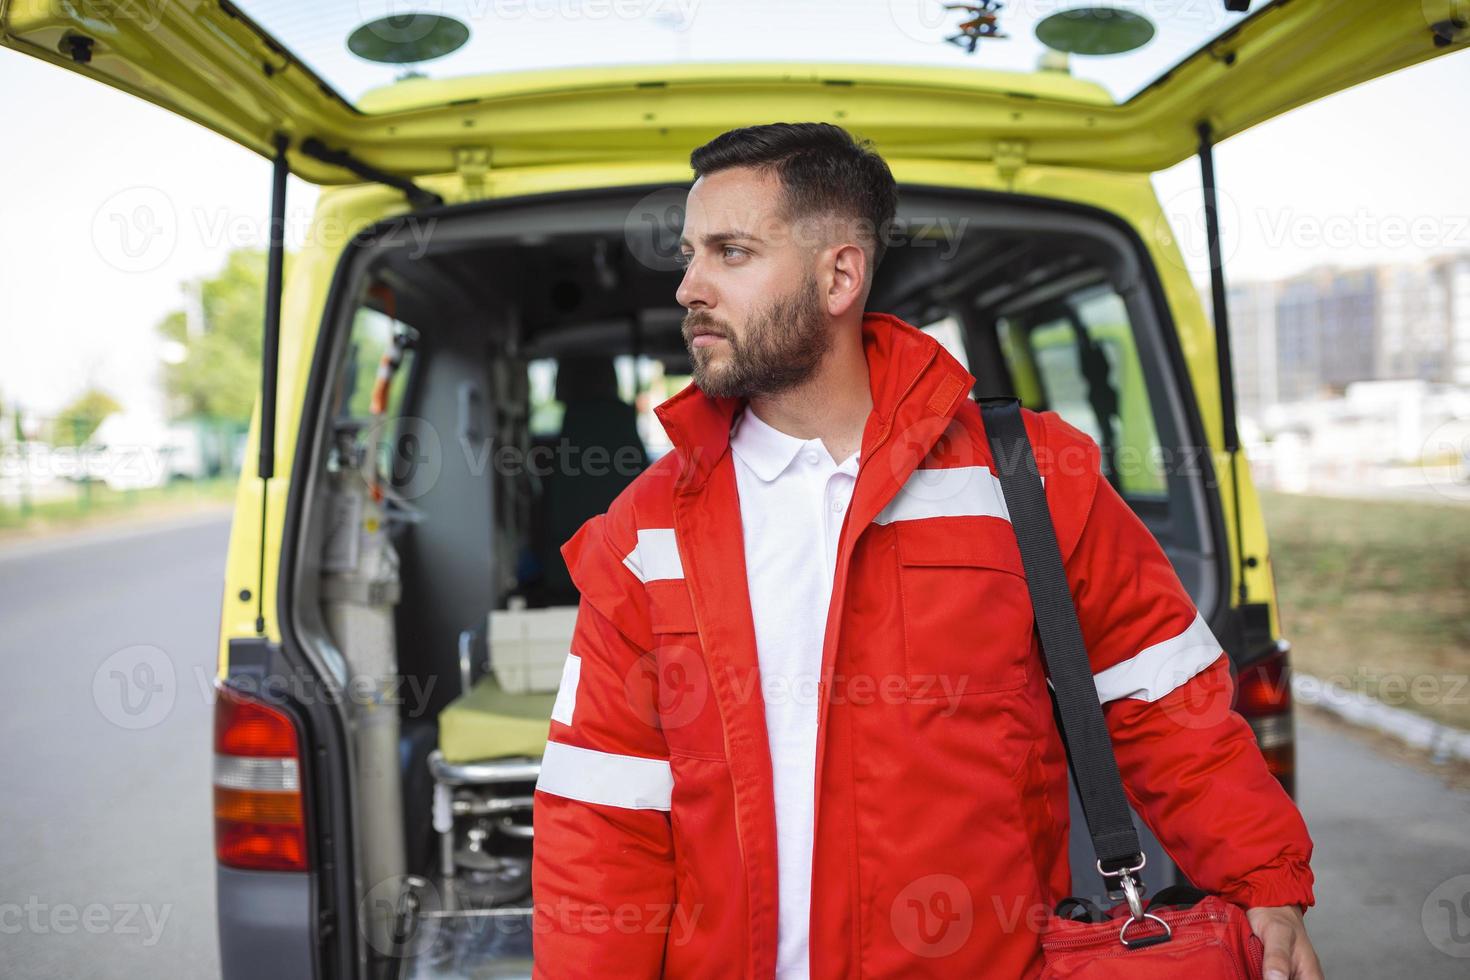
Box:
[995, 139, 1028, 185]
[455, 146, 491, 197]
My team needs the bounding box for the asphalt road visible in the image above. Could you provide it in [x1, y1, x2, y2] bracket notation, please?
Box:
[0, 512, 230, 980]
[1, 512, 1468, 978]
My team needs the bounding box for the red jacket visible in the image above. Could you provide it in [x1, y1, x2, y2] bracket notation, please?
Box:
[531, 311, 1315, 978]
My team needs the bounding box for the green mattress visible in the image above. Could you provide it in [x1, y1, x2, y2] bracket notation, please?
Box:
[437, 675, 557, 763]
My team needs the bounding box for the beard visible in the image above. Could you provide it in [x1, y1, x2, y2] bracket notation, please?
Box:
[681, 277, 830, 399]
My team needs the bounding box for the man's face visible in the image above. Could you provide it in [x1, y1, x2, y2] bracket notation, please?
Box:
[675, 168, 831, 399]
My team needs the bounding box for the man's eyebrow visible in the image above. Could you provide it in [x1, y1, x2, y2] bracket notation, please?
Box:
[677, 229, 763, 248]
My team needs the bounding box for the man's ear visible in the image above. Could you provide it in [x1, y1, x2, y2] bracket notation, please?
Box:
[824, 241, 868, 318]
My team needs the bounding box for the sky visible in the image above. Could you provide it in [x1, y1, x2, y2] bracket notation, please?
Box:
[0, 35, 1465, 419]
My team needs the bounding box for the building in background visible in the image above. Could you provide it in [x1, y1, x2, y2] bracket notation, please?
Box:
[1429, 251, 1470, 385]
[1376, 261, 1443, 383]
[1200, 249, 1470, 498]
[1225, 279, 1280, 423]
[1207, 248, 1470, 422]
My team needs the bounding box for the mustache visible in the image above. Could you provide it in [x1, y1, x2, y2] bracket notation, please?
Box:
[683, 313, 728, 337]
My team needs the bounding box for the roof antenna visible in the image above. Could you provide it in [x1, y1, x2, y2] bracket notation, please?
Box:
[347, 14, 471, 81]
[1034, 6, 1155, 57]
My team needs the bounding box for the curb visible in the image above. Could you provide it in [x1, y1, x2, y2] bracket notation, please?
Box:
[1292, 671, 1470, 765]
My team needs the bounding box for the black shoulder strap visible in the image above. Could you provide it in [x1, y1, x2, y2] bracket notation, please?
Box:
[978, 397, 1144, 879]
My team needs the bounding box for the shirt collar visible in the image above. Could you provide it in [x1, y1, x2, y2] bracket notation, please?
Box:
[730, 404, 863, 482]
[729, 404, 807, 482]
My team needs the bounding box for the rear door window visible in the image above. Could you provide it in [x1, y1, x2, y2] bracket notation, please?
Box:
[998, 284, 1167, 501]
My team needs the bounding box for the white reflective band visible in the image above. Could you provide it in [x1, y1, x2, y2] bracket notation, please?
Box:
[213, 754, 300, 792]
[622, 528, 683, 582]
[536, 740, 673, 811]
[873, 466, 1039, 525]
[550, 653, 581, 726]
[1093, 611, 1224, 703]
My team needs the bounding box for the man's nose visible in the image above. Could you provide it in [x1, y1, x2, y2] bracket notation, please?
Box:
[675, 255, 711, 310]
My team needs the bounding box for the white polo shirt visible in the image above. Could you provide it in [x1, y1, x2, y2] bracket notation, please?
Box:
[728, 403, 861, 980]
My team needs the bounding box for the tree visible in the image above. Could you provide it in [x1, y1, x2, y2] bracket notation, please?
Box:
[52, 387, 123, 446]
[157, 248, 294, 423]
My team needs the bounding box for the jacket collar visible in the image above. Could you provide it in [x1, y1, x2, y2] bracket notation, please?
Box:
[653, 310, 975, 492]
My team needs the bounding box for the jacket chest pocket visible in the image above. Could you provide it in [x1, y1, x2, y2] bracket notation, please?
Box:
[893, 516, 1035, 700]
[644, 580, 726, 760]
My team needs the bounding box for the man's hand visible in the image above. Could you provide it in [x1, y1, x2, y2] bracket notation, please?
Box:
[1246, 905, 1323, 980]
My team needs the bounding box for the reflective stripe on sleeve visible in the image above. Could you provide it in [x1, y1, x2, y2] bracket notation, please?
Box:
[1093, 611, 1224, 703]
[536, 740, 674, 811]
[549, 653, 581, 726]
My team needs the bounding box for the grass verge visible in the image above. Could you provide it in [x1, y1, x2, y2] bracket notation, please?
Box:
[1260, 490, 1470, 732]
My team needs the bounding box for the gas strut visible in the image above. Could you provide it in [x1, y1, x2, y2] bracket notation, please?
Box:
[299, 136, 445, 209]
[1196, 119, 1249, 608]
[255, 132, 289, 635]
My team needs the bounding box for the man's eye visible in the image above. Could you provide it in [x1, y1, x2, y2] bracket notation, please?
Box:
[723, 246, 745, 260]
[676, 252, 693, 268]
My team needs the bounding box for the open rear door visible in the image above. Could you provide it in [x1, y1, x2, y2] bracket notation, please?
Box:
[0, 0, 369, 181]
[1103, 0, 1470, 171]
[3, 0, 1466, 180]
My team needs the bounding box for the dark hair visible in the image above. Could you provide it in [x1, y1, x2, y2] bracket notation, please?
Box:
[689, 122, 898, 279]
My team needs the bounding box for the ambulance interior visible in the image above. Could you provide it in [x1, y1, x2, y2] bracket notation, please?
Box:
[288, 186, 1215, 975]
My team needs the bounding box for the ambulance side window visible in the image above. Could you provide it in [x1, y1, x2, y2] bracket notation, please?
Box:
[338, 306, 419, 482]
[343, 307, 417, 420]
[1000, 286, 1167, 500]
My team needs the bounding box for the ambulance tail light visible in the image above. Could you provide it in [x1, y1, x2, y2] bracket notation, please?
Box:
[1235, 644, 1296, 797]
[213, 682, 310, 872]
